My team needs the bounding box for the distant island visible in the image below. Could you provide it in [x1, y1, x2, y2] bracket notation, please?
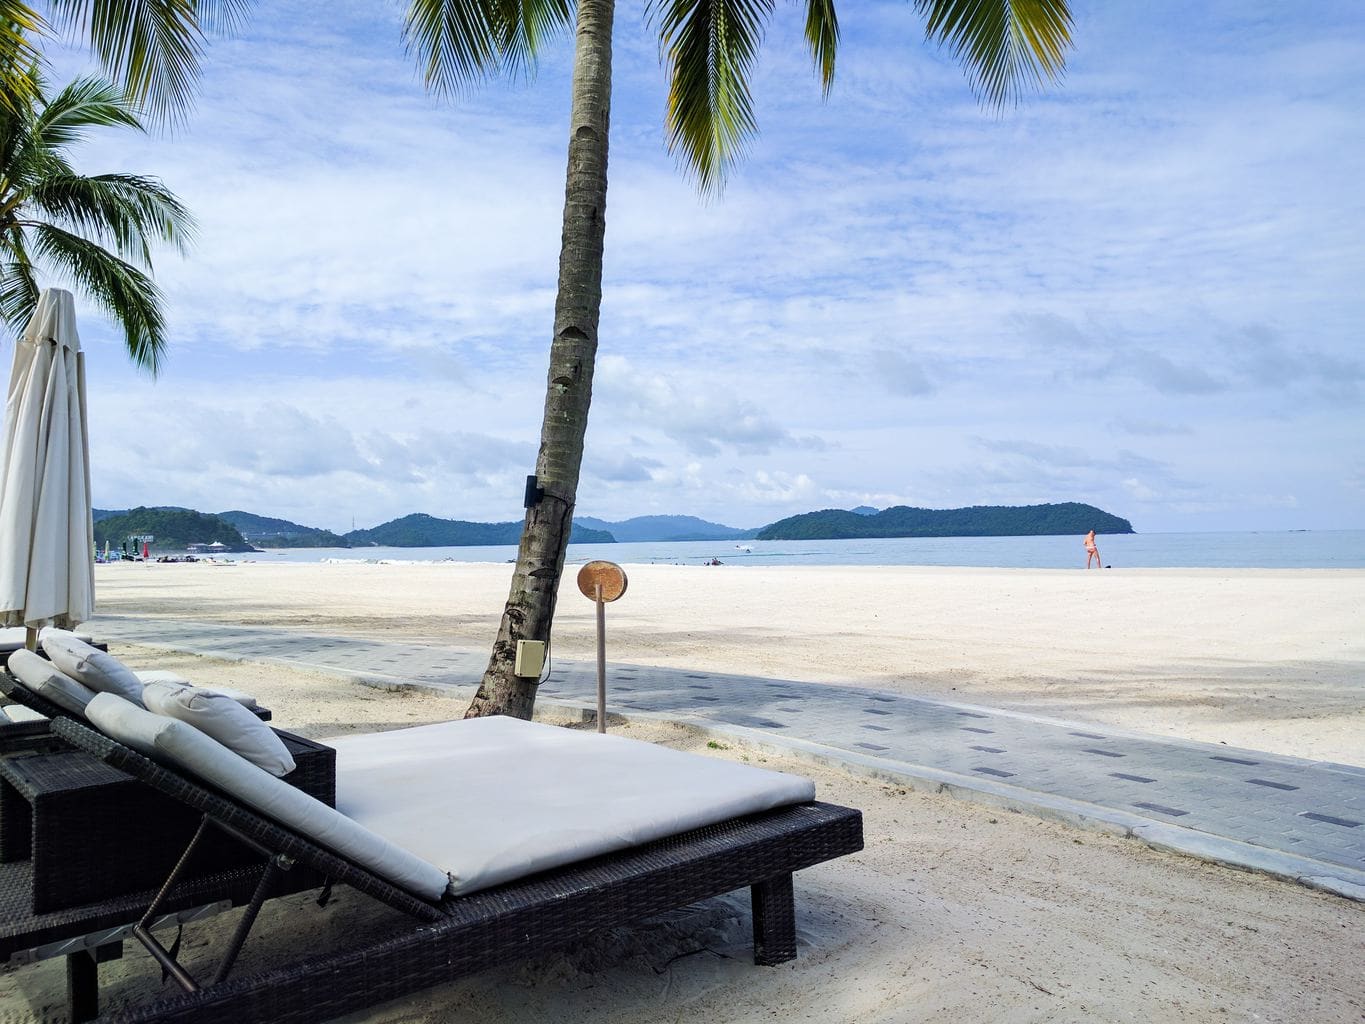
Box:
[346, 513, 612, 547]
[91, 502, 1134, 553]
[94, 507, 256, 553]
[757, 503, 1133, 541]
[575, 515, 759, 543]
[93, 508, 615, 551]
[218, 510, 350, 549]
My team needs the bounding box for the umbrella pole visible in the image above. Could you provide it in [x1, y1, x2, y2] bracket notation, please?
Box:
[24, 627, 38, 651]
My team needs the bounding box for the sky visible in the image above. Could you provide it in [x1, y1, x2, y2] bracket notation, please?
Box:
[30, 0, 1365, 534]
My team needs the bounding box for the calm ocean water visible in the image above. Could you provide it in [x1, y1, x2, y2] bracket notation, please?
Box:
[249, 530, 1365, 570]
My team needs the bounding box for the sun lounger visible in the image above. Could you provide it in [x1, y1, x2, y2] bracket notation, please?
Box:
[47, 708, 863, 1024]
[0, 668, 314, 1017]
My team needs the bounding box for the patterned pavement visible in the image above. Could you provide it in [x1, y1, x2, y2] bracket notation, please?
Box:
[94, 614, 1365, 901]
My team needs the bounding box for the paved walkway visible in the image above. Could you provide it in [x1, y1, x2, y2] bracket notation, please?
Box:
[94, 615, 1365, 901]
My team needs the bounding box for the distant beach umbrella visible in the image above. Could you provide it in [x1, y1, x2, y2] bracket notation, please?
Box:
[142, 541, 149, 560]
[0, 289, 94, 648]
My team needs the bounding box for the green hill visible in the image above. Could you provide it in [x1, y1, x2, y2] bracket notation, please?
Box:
[93, 507, 256, 553]
[757, 502, 1133, 540]
[575, 515, 758, 542]
[345, 513, 614, 547]
[218, 510, 350, 548]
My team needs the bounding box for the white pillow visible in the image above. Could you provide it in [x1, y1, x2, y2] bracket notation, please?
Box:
[85, 694, 448, 901]
[6, 649, 97, 717]
[141, 680, 294, 776]
[137, 671, 258, 709]
[40, 631, 144, 706]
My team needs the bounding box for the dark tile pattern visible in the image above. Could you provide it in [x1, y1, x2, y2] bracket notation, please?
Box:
[1134, 801, 1189, 818]
[1300, 813, 1360, 828]
[1245, 778, 1299, 791]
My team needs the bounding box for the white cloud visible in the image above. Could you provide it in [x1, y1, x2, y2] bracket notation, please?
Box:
[29, 0, 1365, 534]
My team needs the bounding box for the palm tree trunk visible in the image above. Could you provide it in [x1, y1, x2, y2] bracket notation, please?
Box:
[464, 0, 614, 720]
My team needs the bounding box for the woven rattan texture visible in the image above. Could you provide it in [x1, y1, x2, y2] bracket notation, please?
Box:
[1, 731, 332, 911]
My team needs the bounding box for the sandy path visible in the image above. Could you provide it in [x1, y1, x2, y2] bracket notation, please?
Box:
[93, 561, 1365, 764]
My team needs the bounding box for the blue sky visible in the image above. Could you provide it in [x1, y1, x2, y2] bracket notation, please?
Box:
[37, 0, 1365, 533]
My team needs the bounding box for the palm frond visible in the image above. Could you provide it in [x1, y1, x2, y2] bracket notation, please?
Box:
[916, 0, 1071, 109]
[29, 221, 165, 372]
[803, 0, 838, 97]
[28, 171, 195, 265]
[488, 0, 573, 78]
[0, 5, 46, 117]
[403, 0, 500, 96]
[648, 0, 774, 195]
[33, 76, 142, 152]
[0, 250, 40, 334]
[43, 0, 250, 124]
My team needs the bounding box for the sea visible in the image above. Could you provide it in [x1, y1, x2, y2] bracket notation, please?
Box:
[241, 530, 1365, 570]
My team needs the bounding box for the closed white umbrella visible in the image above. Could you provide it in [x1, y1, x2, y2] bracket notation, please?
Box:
[0, 288, 94, 649]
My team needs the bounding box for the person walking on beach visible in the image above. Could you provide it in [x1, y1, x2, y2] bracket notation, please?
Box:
[1084, 529, 1101, 569]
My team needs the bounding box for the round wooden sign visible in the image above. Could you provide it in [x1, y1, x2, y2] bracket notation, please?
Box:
[577, 560, 628, 602]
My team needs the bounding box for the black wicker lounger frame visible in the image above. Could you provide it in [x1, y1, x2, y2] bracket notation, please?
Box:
[50, 716, 864, 1024]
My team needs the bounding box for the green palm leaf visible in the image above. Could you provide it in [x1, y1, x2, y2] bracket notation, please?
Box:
[0, 3, 46, 114]
[917, 0, 1071, 109]
[32, 75, 142, 151]
[29, 220, 165, 370]
[804, 0, 838, 97]
[29, 171, 195, 264]
[648, 0, 774, 195]
[403, 0, 574, 94]
[0, 75, 187, 372]
[0, 253, 40, 329]
[43, 0, 251, 123]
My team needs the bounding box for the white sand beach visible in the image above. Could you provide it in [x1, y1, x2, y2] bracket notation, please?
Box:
[1, 561, 1360, 1022]
[94, 560, 1365, 764]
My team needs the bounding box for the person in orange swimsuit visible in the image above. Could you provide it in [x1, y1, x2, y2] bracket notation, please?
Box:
[1084, 529, 1101, 569]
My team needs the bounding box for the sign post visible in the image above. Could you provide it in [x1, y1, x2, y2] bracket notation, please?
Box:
[576, 560, 628, 733]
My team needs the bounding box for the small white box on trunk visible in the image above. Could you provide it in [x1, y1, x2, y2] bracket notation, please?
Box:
[514, 640, 545, 678]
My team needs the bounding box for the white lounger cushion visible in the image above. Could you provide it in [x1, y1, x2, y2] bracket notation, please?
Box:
[6, 649, 97, 716]
[142, 681, 294, 776]
[86, 694, 450, 901]
[137, 671, 258, 709]
[327, 716, 817, 896]
[41, 631, 144, 705]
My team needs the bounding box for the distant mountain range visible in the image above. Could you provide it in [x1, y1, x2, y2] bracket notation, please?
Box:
[575, 515, 759, 542]
[757, 502, 1134, 540]
[345, 513, 612, 547]
[218, 511, 349, 548]
[91, 502, 1134, 552]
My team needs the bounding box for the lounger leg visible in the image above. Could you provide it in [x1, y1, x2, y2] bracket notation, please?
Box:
[750, 873, 796, 966]
[66, 949, 98, 1022]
